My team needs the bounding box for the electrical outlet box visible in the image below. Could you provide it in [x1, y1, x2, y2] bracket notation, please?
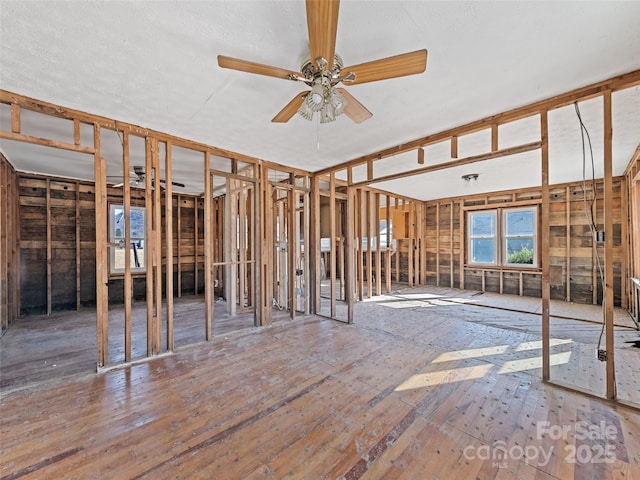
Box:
[595, 231, 605, 243]
[597, 349, 607, 361]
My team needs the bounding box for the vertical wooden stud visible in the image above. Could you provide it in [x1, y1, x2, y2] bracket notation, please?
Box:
[565, 185, 571, 302]
[366, 190, 372, 297]
[436, 203, 440, 286]
[75, 181, 81, 311]
[123, 131, 132, 362]
[204, 153, 213, 340]
[603, 90, 616, 400]
[10, 104, 20, 134]
[46, 178, 51, 316]
[450, 201, 454, 287]
[451, 135, 458, 159]
[288, 174, 296, 317]
[73, 119, 80, 146]
[177, 194, 182, 298]
[346, 171, 355, 324]
[144, 137, 154, 356]
[491, 124, 499, 152]
[541, 110, 550, 381]
[375, 192, 381, 296]
[94, 124, 108, 367]
[417, 147, 425, 165]
[329, 172, 336, 317]
[165, 142, 174, 351]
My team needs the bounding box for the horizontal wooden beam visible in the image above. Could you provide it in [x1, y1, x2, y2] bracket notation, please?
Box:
[0, 90, 266, 166]
[316, 68, 640, 176]
[353, 141, 541, 187]
[0, 130, 95, 154]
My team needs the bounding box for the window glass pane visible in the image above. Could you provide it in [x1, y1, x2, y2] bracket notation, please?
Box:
[505, 210, 534, 236]
[471, 239, 495, 263]
[113, 207, 125, 239]
[130, 209, 145, 239]
[505, 238, 534, 264]
[471, 212, 495, 236]
[113, 242, 145, 270]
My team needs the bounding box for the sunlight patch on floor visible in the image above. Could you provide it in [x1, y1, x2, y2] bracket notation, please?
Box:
[395, 364, 493, 391]
[497, 351, 572, 374]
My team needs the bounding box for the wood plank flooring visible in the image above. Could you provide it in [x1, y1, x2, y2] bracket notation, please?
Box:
[1, 287, 639, 479]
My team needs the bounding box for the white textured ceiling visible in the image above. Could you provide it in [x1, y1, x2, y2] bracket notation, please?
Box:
[0, 1, 639, 200]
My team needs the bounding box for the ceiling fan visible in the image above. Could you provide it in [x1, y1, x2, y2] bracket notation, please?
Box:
[107, 165, 186, 189]
[217, 0, 427, 124]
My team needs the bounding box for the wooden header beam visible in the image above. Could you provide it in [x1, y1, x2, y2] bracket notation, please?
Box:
[316, 69, 640, 176]
[352, 141, 541, 187]
[0, 90, 265, 166]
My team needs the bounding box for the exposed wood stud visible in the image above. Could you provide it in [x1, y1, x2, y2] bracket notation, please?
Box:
[46, 178, 51, 316]
[75, 181, 81, 311]
[375, 192, 381, 296]
[329, 172, 336, 317]
[10, 104, 20, 134]
[353, 141, 541, 187]
[436, 203, 440, 286]
[145, 137, 154, 357]
[417, 147, 425, 165]
[540, 109, 550, 381]
[165, 142, 174, 351]
[123, 131, 132, 362]
[177, 194, 182, 298]
[450, 201, 454, 287]
[565, 185, 571, 302]
[94, 123, 108, 368]
[204, 152, 213, 340]
[603, 89, 616, 400]
[451, 135, 458, 159]
[491, 124, 499, 152]
[73, 119, 80, 146]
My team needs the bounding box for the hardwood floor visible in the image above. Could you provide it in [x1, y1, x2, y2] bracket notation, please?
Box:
[1, 288, 639, 479]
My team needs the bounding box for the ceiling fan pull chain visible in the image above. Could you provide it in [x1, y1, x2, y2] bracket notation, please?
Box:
[316, 114, 321, 151]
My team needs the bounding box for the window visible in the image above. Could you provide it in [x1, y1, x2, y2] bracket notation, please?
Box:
[468, 211, 497, 265]
[503, 207, 536, 266]
[467, 206, 537, 268]
[109, 204, 146, 274]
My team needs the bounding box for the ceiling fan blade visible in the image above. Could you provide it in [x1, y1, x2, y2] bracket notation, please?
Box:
[218, 55, 302, 81]
[272, 92, 308, 123]
[112, 182, 124, 188]
[306, 0, 340, 70]
[342, 49, 427, 85]
[336, 88, 372, 124]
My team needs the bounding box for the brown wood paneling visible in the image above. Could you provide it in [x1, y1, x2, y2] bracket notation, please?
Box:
[425, 178, 624, 308]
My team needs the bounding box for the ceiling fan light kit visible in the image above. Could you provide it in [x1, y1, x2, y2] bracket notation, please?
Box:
[217, 0, 427, 124]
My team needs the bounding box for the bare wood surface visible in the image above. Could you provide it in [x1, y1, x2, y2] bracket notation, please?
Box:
[603, 90, 616, 400]
[541, 110, 550, 381]
[123, 132, 132, 362]
[306, 0, 339, 70]
[271, 92, 307, 123]
[218, 55, 302, 82]
[352, 141, 542, 187]
[342, 49, 427, 85]
[1, 287, 638, 479]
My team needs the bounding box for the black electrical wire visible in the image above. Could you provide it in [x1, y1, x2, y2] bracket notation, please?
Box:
[574, 101, 606, 351]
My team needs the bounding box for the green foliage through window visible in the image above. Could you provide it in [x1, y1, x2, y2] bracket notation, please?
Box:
[507, 246, 534, 264]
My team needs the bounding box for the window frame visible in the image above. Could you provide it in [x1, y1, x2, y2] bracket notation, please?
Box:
[466, 205, 539, 269]
[109, 203, 146, 275]
[467, 209, 498, 266]
[502, 206, 537, 268]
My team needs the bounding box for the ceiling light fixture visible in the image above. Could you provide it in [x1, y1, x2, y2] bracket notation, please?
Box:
[296, 54, 349, 123]
[461, 173, 479, 182]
